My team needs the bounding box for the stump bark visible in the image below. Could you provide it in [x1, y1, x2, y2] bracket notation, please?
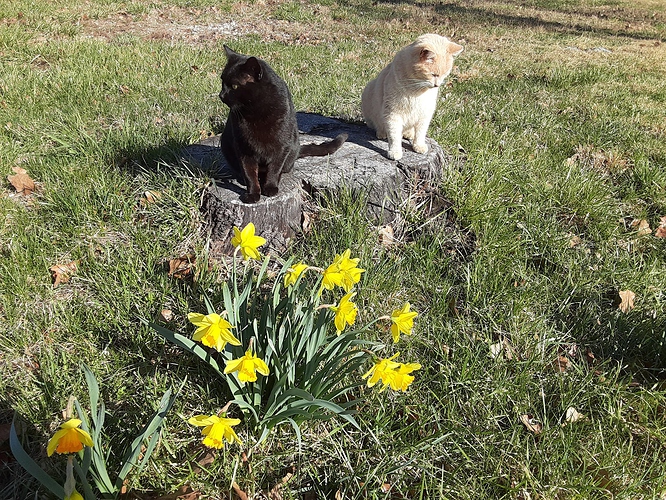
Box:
[182, 113, 451, 253]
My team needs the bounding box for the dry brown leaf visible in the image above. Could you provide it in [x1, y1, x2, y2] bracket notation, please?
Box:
[552, 355, 571, 373]
[520, 414, 542, 435]
[655, 216, 666, 239]
[380, 483, 392, 494]
[168, 255, 195, 279]
[630, 219, 651, 236]
[568, 234, 583, 248]
[268, 472, 294, 500]
[159, 309, 174, 322]
[7, 166, 35, 195]
[232, 482, 249, 500]
[140, 190, 162, 207]
[618, 290, 635, 313]
[50, 260, 79, 287]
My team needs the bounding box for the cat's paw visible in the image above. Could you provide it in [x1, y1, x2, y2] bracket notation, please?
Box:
[263, 186, 279, 197]
[241, 192, 261, 204]
[412, 143, 428, 154]
[387, 149, 403, 161]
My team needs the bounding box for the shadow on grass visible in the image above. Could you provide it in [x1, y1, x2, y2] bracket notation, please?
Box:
[555, 289, 666, 382]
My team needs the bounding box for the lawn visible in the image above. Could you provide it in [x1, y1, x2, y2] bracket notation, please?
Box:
[1, 0, 666, 498]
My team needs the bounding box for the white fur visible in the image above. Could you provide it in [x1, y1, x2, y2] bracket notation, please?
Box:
[362, 34, 463, 160]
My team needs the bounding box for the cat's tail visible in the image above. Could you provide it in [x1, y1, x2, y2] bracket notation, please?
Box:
[297, 133, 348, 159]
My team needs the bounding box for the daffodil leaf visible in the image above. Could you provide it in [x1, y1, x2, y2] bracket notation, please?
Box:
[117, 385, 178, 484]
[82, 364, 100, 421]
[9, 418, 65, 498]
[72, 451, 97, 500]
[149, 322, 225, 379]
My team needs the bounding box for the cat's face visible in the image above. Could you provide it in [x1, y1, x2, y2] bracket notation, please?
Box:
[407, 35, 464, 89]
[219, 46, 263, 107]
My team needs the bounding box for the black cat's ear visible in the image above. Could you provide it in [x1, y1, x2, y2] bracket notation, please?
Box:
[242, 57, 263, 82]
[224, 45, 239, 60]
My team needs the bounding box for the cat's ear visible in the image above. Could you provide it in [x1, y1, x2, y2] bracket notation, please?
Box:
[448, 42, 464, 57]
[224, 45, 240, 60]
[419, 48, 436, 63]
[241, 57, 263, 82]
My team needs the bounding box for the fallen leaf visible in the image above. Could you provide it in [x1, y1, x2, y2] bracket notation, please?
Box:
[50, 260, 79, 287]
[268, 472, 294, 500]
[168, 255, 195, 279]
[378, 225, 396, 246]
[552, 355, 571, 373]
[159, 309, 174, 322]
[568, 234, 583, 248]
[618, 290, 635, 313]
[655, 216, 666, 239]
[231, 482, 248, 500]
[140, 190, 162, 207]
[489, 341, 503, 359]
[520, 414, 542, 434]
[630, 219, 651, 236]
[564, 407, 585, 424]
[7, 166, 35, 195]
[380, 483, 392, 493]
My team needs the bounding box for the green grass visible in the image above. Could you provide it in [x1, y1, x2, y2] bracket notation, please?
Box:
[2, 0, 666, 498]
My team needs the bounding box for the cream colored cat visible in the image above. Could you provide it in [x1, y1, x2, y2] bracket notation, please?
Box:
[362, 34, 463, 160]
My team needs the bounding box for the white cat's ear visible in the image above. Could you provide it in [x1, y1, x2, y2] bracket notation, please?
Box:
[419, 48, 436, 63]
[448, 42, 464, 57]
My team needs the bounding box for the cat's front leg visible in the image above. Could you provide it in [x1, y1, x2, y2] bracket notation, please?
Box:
[241, 157, 262, 204]
[385, 118, 404, 161]
[411, 121, 429, 155]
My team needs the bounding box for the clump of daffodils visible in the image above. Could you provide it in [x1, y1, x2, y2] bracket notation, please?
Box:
[177, 222, 421, 451]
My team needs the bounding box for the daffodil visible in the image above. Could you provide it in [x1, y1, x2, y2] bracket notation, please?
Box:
[320, 250, 364, 292]
[329, 291, 358, 333]
[386, 362, 421, 391]
[65, 490, 84, 500]
[284, 262, 308, 287]
[224, 347, 270, 383]
[188, 312, 241, 352]
[362, 353, 400, 391]
[231, 222, 266, 260]
[46, 419, 93, 456]
[337, 249, 365, 292]
[188, 414, 242, 449]
[390, 302, 418, 343]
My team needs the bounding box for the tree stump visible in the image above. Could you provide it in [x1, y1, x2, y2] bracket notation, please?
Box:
[181, 113, 451, 253]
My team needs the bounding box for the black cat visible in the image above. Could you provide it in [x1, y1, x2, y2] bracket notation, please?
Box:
[219, 46, 348, 204]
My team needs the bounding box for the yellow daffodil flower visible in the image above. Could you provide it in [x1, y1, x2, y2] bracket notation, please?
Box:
[337, 249, 365, 292]
[47, 419, 93, 456]
[188, 312, 241, 352]
[321, 249, 364, 292]
[284, 262, 308, 287]
[387, 362, 421, 391]
[188, 414, 242, 449]
[362, 353, 400, 391]
[390, 302, 418, 343]
[65, 491, 84, 500]
[329, 291, 358, 333]
[231, 222, 266, 260]
[224, 348, 270, 383]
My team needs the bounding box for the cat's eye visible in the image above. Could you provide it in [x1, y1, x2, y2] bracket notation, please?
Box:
[232, 84, 239, 90]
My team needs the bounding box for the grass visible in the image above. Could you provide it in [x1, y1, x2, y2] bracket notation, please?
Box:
[1, 0, 666, 497]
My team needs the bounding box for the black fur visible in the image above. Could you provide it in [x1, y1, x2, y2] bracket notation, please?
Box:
[219, 46, 347, 204]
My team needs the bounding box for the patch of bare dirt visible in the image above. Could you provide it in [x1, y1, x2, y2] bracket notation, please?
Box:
[79, 4, 353, 46]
